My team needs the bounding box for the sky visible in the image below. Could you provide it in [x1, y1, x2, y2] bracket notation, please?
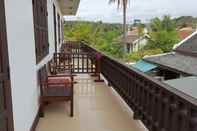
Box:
[64, 0, 197, 24]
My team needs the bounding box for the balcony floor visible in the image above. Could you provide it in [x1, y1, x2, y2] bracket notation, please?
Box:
[36, 74, 147, 131]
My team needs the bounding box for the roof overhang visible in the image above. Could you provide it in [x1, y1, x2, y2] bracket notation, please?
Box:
[57, 0, 80, 16]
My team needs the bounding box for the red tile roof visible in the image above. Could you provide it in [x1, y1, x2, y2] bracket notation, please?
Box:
[178, 27, 195, 40]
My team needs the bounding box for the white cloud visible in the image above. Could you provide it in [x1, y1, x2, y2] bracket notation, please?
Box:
[64, 0, 197, 23]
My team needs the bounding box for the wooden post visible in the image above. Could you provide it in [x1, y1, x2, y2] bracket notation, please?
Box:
[94, 53, 104, 82]
[90, 57, 97, 77]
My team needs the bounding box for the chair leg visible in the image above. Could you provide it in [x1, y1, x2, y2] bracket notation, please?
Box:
[70, 98, 74, 117]
[39, 102, 45, 117]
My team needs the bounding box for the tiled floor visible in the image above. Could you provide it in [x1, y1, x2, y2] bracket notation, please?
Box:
[36, 74, 147, 131]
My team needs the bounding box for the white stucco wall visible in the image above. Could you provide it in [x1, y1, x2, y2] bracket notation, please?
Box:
[4, 0, 64, 131]
[132, 38, 147, 53]
[4, 0, 39, 131]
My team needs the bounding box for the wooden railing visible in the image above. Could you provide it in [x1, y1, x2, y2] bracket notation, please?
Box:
[54, 52, 96, 74]
[61, 42, 197, 131]
[81, 43, 197, 131]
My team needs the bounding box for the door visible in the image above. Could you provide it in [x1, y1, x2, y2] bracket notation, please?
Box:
[0, 0, 14, 131]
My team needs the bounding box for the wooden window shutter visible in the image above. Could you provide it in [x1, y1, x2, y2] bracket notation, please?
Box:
[58, 14, 61, 44]
[0, 0, 14, 131]
[53, 5, 57, 53]
[61, 20, 64, 43]
[33, 0, 49, 63]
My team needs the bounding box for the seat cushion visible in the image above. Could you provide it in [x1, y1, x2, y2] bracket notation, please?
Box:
[48, 77, 71, 85]
[43, 87, 71, 97]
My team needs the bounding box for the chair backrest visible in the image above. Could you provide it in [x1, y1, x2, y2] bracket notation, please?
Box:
[47, 59, 56, 75]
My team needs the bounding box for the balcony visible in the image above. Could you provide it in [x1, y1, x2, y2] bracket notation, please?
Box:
[36, 42, 197, 131]
[36, 74, 147, 131]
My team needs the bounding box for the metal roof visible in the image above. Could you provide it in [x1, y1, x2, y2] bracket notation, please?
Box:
[131, 60, 157, 73]
[165, 76, 197, 100]
[144, 52, 197, 75]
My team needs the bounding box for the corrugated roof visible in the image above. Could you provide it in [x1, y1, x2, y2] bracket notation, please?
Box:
[165, 76, 197, 99]
[144, 52, 197, 75]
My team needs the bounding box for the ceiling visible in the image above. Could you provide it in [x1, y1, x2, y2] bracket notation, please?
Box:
[57, 0, 80, 15]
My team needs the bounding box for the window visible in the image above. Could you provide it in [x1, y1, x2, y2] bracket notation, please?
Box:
[32, 0, 49, 63]
[61, 20, 64, 43]
[0, 0, 14, 130]
[53, 5, 57, 53]
[57, 14, 61, 44]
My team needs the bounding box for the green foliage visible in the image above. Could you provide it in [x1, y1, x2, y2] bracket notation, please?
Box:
[137, 23, 145, 36]
[64, 21, 125, 59]
[144, 16, 180, 52]
[145, 30, 179, 52]
[125, 49, 163, 62]
[64, 22, 94, 43]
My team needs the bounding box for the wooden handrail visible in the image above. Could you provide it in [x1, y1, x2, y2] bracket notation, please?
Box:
[80, 42, 197, 131]
[60, 42, 197, 131]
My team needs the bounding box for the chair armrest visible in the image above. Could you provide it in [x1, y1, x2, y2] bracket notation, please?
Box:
[48, 74, 76, 78]
[47, 81, 69, 85]
[41, 81, 67, 87]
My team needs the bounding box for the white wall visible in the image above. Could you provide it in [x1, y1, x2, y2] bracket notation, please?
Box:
[4, 0, 64, 131]
[5, 0, 39, 131]
[133, 38, 147, 52]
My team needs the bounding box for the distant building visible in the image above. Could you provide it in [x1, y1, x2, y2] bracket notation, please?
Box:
[134, 19, 141, 25]
[119, 27, 148, 53]
[178, 27, 195, 40]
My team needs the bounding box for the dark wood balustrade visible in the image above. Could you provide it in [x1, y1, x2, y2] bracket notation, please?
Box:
[54, 52, 96, 74]
[61, 42, 197, 131]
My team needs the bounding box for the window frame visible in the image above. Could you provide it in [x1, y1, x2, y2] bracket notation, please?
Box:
[32, 0, 49, 63]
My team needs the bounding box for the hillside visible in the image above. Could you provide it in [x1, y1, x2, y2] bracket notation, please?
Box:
[64, 20, 123, 32]
[173, 16, 197, 28]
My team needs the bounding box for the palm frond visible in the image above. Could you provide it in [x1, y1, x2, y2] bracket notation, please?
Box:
[109, 0, 129, 8]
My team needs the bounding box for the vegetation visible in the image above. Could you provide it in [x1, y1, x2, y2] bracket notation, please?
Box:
[144, 16, 180, 53]
[64, 15, 195, 63]
[126, 16, 180, 62]
[64, 21, 125, 59]
[137, 23, 146, 37]
[109, 0, 130, 40]
[125, 49, 163, 62]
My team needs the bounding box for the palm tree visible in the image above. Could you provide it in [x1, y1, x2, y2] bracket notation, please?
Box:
[109, 0, 129, 41]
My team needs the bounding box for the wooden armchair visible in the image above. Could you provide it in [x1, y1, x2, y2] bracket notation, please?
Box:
[38, 64, 74, 117]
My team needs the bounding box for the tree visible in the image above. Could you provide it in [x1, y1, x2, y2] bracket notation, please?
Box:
[125, 49, 163, 62]
[64, 21, 125, 59]
[137, 23, 145, 37]
[144, 16, 180, 52]
[109, 0, 130, 41]
[64, 22, 95, 44]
